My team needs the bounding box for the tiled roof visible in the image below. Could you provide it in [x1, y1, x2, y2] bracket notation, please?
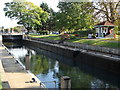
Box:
[95, 21, 114, 26]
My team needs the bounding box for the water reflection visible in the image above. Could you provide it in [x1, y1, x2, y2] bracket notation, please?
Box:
[3, 42, 120, 89]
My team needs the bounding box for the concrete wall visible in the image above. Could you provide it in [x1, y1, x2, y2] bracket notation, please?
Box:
[63, 41, 120, 55]
[75, 52, 120, 74]
[29, 37, 120, 55]
[23, 39, 120, 74]
[2, 35, 23, 42]
[23, 39, 79, 59]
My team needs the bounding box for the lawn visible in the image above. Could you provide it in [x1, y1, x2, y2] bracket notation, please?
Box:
[98, 34, 120, 41]
[68, 39, 120, 48]
[29, 34, 120, 48]
[29, 34, 61, 40]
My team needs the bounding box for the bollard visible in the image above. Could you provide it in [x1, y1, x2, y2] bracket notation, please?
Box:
[25, 54, 30, 70]
[61, 76, 71, 90]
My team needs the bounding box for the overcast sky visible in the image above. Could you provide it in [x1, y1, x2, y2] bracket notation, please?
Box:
[0, 0, 59, 28]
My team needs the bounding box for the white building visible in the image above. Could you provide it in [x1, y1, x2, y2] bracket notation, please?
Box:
[94, 21, 115, 38]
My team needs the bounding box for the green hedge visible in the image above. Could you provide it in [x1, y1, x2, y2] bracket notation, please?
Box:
[72, 29, 94, 37]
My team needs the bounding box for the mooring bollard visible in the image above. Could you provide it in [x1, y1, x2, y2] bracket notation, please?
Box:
[61, 76, 71, 90]
[25, 54, 30, 70]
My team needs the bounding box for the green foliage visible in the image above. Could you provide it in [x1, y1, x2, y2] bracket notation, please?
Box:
[73, 29, 93, 37]
[40, 2, 51, 13]
[70, 35, 76, 39]
[114, 26, 119, 34]
[13, 26, 24, 32]
[4, 29, 8, 33]
[114, 19, 120, 35]
[4, 1, 48, 32]
[39, 2, 56, 32]
[56, 2, 94, 32]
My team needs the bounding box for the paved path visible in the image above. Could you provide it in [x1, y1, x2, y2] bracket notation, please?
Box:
[0, 40, 46, 89]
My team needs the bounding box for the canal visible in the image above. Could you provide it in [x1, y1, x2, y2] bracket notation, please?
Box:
[3, 42, 120, 89]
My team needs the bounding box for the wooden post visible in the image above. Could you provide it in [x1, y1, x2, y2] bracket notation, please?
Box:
[61, 76, 71, 90]
[25, 55, 30, 70]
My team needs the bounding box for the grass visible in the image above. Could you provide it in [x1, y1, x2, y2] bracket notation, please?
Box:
[29, 34, 61, 40]
[29, 34, 120, 48]
[67, 39, 120, 48]
[29, 34, 58, 38]
[40, 36, 60, 40]
[98, 35, 120, 41]
[99, 38, 119, 41]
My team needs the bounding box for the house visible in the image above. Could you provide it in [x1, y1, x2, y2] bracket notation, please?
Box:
[94, 21, 115, 39]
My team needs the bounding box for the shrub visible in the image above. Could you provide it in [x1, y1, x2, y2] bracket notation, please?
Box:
[92, 35, 96, 38]
[70, 35, 76, 39]
[74, 34, 79, 37]
[73, 29, 93, 37]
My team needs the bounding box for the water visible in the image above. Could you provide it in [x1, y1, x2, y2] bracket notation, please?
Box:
[3, 42, 120, 89]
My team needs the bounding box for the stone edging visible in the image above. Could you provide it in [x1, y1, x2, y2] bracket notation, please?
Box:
[63, 41, 120, 55]
[29, 37, 120, 55]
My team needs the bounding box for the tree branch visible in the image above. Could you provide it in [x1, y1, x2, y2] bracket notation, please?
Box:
[115, 1, 120, 10]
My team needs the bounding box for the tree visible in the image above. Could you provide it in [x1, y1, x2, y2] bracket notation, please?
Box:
[93, 1, 120, 23]
[39, 2, 56, 32]
[93, 1, 120, 33]
[56, 2, 94, 32]
[40, 2, 51, 13]
[4, 0, 48, 33]
[13, 26, 25, 33]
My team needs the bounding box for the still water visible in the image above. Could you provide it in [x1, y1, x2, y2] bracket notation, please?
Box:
[3, 42, 120, 89]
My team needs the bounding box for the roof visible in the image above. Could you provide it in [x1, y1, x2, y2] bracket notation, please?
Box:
[95, 21, 114, 26]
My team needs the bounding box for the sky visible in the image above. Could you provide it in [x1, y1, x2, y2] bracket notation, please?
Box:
[0, 0, 59, 29]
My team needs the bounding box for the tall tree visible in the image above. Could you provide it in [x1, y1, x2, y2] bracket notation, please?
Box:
[93, 1, 120, 23]
[4, 0, 48, 33]
[56, 2, 94, 32]
[39, 2, 56, 32]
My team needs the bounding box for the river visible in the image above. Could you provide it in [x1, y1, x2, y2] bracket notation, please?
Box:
[3, 42, 120, 89]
